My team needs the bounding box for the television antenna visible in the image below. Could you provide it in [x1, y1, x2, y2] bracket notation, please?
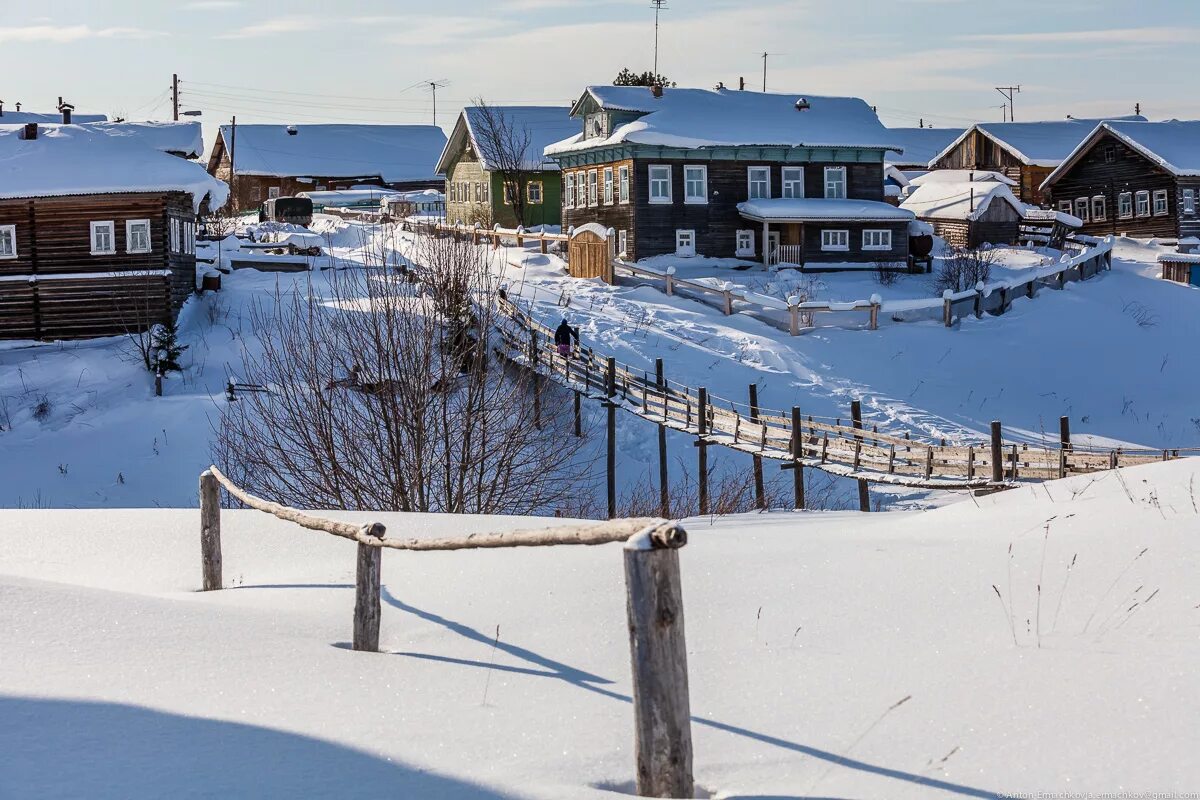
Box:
[651, 0, 668, 80]
[427, 79, 450, 126]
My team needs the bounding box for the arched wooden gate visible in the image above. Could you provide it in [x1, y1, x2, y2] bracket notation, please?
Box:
[568, 225, 613, 284]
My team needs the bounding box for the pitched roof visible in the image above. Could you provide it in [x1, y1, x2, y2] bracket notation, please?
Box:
[0, 121, 204, 159]
[0, 124, 228, 212]
[1042, 120, 1200, 188]
[737, 197, 914, 222]
[0, 110, 107, 124]
[908, 169, 1017, 187]
[545, 86, 900, 156]
[930, 116, 1147, 168]
[436, 106, 576, 174]
[899, 181, 1025, 222]
[884, 127, 965, 167]
[215, 124, 447, 182]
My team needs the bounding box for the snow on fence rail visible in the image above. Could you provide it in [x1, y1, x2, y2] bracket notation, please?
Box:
[198, 466, 694, 797]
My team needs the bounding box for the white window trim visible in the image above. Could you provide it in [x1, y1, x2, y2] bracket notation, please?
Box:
[747, 166, 770, 200]
[1184, 189, 1196, 216]
[735, 229, 755, 257]
[1117, 192, 1133, 220]
[1091, 195, 1106, 223]
[527, 180, 543, 205]
[576, 172, 587, 208]
[267, 186, 281, 200]
[0, 224, 16, 260]
[648, 164, 672, 205]
[90, 220, 116, 255]
[781, 167, 805, 199]
[862, 229, 892, 251]
[821, 229, 849, 252]
[684, 164, 708, 205]
[619, 165, 630, 204]
[824, 166, 847, 199]
[564, 173, 574, 209]
[675, 228, 696, 256]
[125, 219, 152, 254]
[1152, 189, 1169, 216]
[1135, 190, 1151, 217]
[1057, 200, 1072, 214]
[618, 229, 628, 258]
[1075, 197, 1090, 223]
[603, 167, 614, 205]
[587, 169, 598, 206]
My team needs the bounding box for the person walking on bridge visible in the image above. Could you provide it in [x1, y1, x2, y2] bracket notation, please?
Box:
[554, 317, 579, 357]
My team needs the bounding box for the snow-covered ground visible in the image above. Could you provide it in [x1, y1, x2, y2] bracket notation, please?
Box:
[2, 458, 1197, 798]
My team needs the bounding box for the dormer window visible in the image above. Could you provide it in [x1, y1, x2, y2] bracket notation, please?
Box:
[585, 112, 609, 140]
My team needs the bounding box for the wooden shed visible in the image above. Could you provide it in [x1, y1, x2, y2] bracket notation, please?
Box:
[567, 223, 613, 282]
[899, 181, 1025, 249]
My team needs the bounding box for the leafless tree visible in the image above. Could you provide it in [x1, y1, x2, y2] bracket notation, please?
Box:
[214, 233, 592, 514]
[934, 246, 997, 294]
[470, 99, 535, 228]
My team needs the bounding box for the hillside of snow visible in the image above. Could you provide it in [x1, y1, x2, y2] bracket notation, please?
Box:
[2, 459, 1197, 798]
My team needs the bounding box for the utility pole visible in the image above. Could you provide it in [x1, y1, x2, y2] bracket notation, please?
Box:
[995, 85, 1020, 122]
[651, 0, 668, 81]
[229, 115, 237, 212]
[427, 80, 448, 127]
[762, 52, 768, 92]
[1135, 102, 1142, 116]
[172, 73, 179, 121]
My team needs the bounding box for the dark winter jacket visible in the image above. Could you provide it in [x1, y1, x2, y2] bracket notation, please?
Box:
[554, 321, 579, 347]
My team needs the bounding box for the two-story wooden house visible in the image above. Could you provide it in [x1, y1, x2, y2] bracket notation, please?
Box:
[1040, 120, 1200, 240]
[544, 86, 915, 269]
[436, 106, 577, 229]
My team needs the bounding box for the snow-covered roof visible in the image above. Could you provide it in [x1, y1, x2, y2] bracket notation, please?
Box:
[297, 188, 400, 207]
[1023, 207, 1083, 227]
[546, 86, 900, 156]
[930, 116, 1147, 168]
[899, 181, 1025, 222]
[436, 106, 576, 174]
[883, 127, 964, 167]
[1043, 120, 1200, 189]
[908, 169, 1017, 187]
[0, 110, 107, 124]
[0, 121, 204, 159]
[737, 197, 915, 222]
[216, 124, 447, 183]
[884, 165, 910, 188]
[0, 124, 228, 213]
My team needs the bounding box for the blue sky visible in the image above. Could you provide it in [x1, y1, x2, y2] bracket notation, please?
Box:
[2, 0, 1197, 152]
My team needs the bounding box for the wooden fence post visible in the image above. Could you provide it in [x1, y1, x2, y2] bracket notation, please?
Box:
[656, 359, 669, 518]
[573, 391, 582, 438]
[607, 357, 617, 520]
[624, 532, 694, 799]
[990, 421, 1004, 483]
[696, 387, 709, 516]
[353, 522, 387, 652]
[1059, 415, 1071, 478]
[199, 470, 222, 591]
[749, 384, 765, 510]
[789, 303, 800, 336]
[943, 295, 953, 327]
[850, 400, 870, 512]
[791, 406, 806, 510]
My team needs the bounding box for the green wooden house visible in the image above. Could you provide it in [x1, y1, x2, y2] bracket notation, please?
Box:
[436, 106, 576, 229]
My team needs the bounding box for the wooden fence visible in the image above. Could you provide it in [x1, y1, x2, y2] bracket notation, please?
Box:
[199, 466, 694, 798]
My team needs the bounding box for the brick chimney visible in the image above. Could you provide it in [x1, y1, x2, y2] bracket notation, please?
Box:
[651, 84, 664, 99]
[57, 96, 73, 124]
[21, 123, 37, 140]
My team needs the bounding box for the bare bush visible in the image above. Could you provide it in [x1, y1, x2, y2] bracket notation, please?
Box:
[874, 261, 901, 286]
[1122, 300, 1158, 329]
[933, 246, 997, 294]
[214, 233, 591, 514]
[469, 100, 535, 227]
[203, 207, 238, 239]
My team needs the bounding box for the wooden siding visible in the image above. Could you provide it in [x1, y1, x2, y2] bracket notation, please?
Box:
[798, 221, 912, 265]
[931, 130, 1049, 204]
[1045, 132, 1183, 239]
[561, 159, 637, 257]
[444, 155, 562, 229]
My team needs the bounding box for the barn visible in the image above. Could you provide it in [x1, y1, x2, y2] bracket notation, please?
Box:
[0, 124, 228, 341]
[900, 180, 1025, 249]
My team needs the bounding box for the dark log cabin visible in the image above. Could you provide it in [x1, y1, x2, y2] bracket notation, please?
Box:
[207, 124, 447, 214]
[0, 124, 227, 341]
[1040, 120, 1200, 240]
[899, 180, 1026, 249]
[546, 86, 914, 270]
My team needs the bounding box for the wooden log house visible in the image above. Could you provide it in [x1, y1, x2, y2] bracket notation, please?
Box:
[899, 179, 1026, 249]
[0, 124, 228, 341]
[1040, 120, 1200, 240]
[206, 124, 446, 213]
[544, 86, 915, 270]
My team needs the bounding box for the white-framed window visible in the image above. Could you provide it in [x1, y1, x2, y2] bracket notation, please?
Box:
[648, 165, 672, 204]
[473, 182, 482, 203]
[602, 167, 614, 205]
[735, 229, 755, 257]
[782, 167, 805, 198]
[1075, 197, 1090, 223]
[1135, 190, 1151, 217]
[125, 219, 151, 254]
[527, 181, 543, 205]
[1091, 195, 1106, 223]
[684, 165, 708, 204]
[675, 229, 696, 256]
[862, 229, 892, 251]
[169, 218, 180, 252]
[576, 172, 587, 207]
[482, 181, 489, 203]
[821, 229, 849, 251]
[564, 173, 575, 209]
[747, 166, 770, 200]
[1153, 189, 1169, 216]
[502, 181, 517, 205]
[447, 182, 455, 203]
[618, 165, 630, 204]
[267, 186, 281, 200]
[588, 169, 598, 206]
[1184, 189, 1196, 215]
[824, 166, 847, 199]
[1057, 200, 1072, 214]
[1118, 192, 1133, 219]
[90, 220, 116, 255]
[618, 229, 628, 257]
[0, 224, 16, 259]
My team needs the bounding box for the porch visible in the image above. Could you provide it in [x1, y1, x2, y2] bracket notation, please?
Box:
[736, 198, 916, 268]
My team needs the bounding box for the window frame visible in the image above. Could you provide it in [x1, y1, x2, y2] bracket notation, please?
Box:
[502, 181, 518, 206]
[781, 167, 805, 199]
[862, 229, 892, 251]
[824, 166, 847, 199]
[1057, 200, 1072, 214]
[674, 228, 696, 256]
[1091, 195, 1106, 223]
[564, 173, 575, 209]
[618, 229, 628, 258]
[1184, 188, 1196, 216]
[820, 229, 849, 252]
[1118, 192, 1133, 219]
[0, 224, 16, 260]
[618, 165, 630, 204]
[684, 164, 708, 205]
[1075, 197, 1090, 223]
[735, 229, 755, 257]
[603, 167, 614, 205]
[90, 220, 116, 256]
[1135, 190, 1151, 217]
[747, 166, 770, 200]
[125, 219, 152, 254]
[1152, 189, 1169, 216]
[587, 169, 598, 206]
[648, 164, 672, 205]
[267, 186, 281, 200]
[527, 180, 543, 205]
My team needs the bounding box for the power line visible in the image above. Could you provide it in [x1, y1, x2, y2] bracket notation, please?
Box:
[183, 79, 427, 104]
